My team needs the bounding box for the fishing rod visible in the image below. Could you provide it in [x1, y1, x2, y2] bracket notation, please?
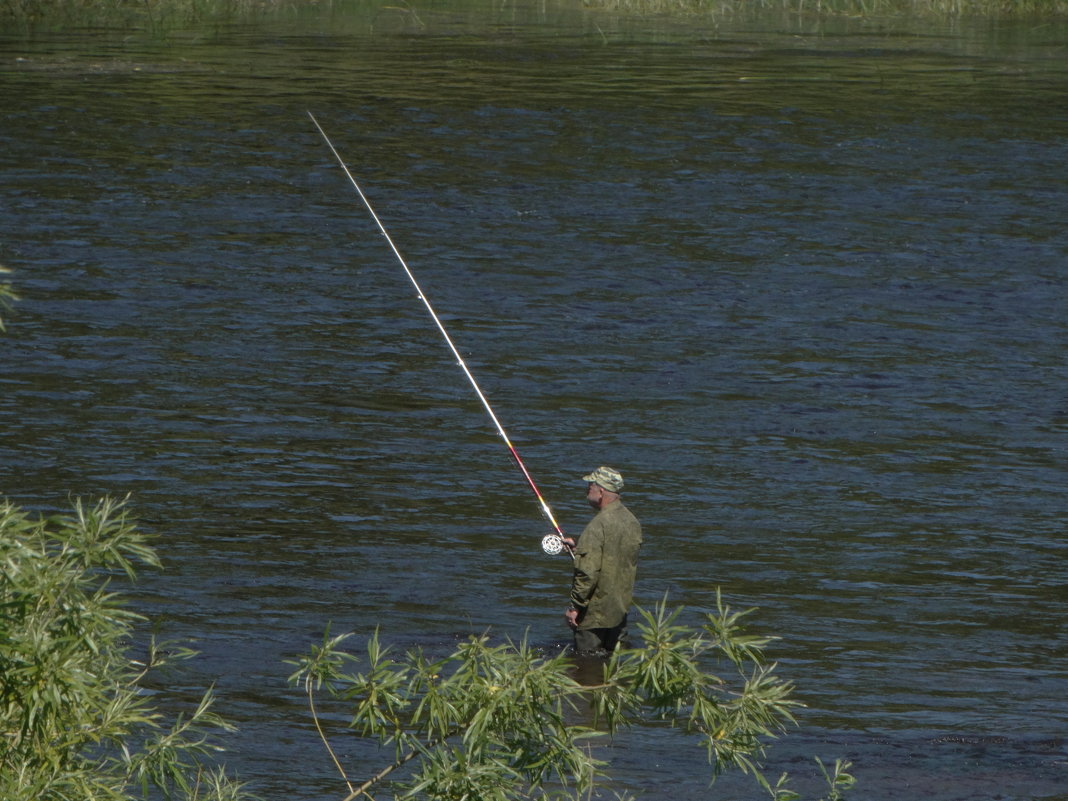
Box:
[308, 111, 571, 559]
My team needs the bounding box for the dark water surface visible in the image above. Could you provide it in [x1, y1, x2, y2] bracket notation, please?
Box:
[2, 4, 1067, 799]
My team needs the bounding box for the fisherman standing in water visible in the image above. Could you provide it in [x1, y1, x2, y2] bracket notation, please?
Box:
[562, 466, 643, 656]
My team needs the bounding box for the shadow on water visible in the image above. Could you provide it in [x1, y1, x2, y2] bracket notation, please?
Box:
[2, 2, 1067, 798]
[568, 651, 611, 688]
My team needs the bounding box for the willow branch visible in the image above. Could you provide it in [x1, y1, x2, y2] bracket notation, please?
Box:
[306, 677, 355, 797]
[341, 726, 462, 801]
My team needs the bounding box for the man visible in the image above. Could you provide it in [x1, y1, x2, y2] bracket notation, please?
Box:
[562, 466, 643, 656]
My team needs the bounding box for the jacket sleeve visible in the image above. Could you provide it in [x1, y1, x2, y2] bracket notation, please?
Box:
[569, 523, 604, 610]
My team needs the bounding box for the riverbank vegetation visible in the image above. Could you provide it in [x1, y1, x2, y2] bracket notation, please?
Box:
[589, 0, 1068, 17]
[0, 267, 15, 332]
[1, 0, 1066, 27]
[288, 595, 855, 801]
[0, 497, 252, 801]
[1, 493, 853, 800]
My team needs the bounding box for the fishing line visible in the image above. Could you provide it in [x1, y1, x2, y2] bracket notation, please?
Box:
[308, 111, 571, 558]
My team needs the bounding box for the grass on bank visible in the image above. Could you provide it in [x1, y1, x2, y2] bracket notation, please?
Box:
[589, 0, 1068, 17]
[2, 0, 1067, 26]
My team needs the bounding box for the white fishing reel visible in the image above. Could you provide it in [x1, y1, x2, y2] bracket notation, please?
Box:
[541, 534, 566, 556]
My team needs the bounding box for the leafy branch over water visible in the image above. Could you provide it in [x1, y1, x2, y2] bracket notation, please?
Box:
[0, 265, 15, 332]
[0, 496, 851, 800]
[288, 594, 854, 801]
[0, 497, 253, 801]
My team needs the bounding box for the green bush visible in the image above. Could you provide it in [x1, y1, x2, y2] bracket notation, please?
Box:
[0, 265, 15, 332]
[0, 496, 252, 801]
[288, 596, 854, 801]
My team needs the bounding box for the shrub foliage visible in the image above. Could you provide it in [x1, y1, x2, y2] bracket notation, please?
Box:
[0, 265, 15, 331]
[289, 596, 854, 801]
[0, 497, 251, 801]
[0, 497, 852, 801]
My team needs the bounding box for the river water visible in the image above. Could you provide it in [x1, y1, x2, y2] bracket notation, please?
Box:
[1, 3, 1066, 799]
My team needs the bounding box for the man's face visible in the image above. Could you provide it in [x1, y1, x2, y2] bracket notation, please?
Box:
[586, 482, 603, 509]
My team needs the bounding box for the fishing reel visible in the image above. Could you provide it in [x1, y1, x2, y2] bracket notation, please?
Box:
[541, 534, 569, 557]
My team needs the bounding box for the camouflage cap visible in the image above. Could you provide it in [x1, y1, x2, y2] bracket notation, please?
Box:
[583, 465, 624, 493]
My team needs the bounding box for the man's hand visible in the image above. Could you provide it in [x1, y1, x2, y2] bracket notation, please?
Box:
[564, 607, 580, 630]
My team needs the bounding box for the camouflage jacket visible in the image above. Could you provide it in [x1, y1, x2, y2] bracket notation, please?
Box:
[569, 500, 642, 630]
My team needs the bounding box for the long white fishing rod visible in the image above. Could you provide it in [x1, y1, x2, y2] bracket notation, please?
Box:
[308, 111, 571, 558]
